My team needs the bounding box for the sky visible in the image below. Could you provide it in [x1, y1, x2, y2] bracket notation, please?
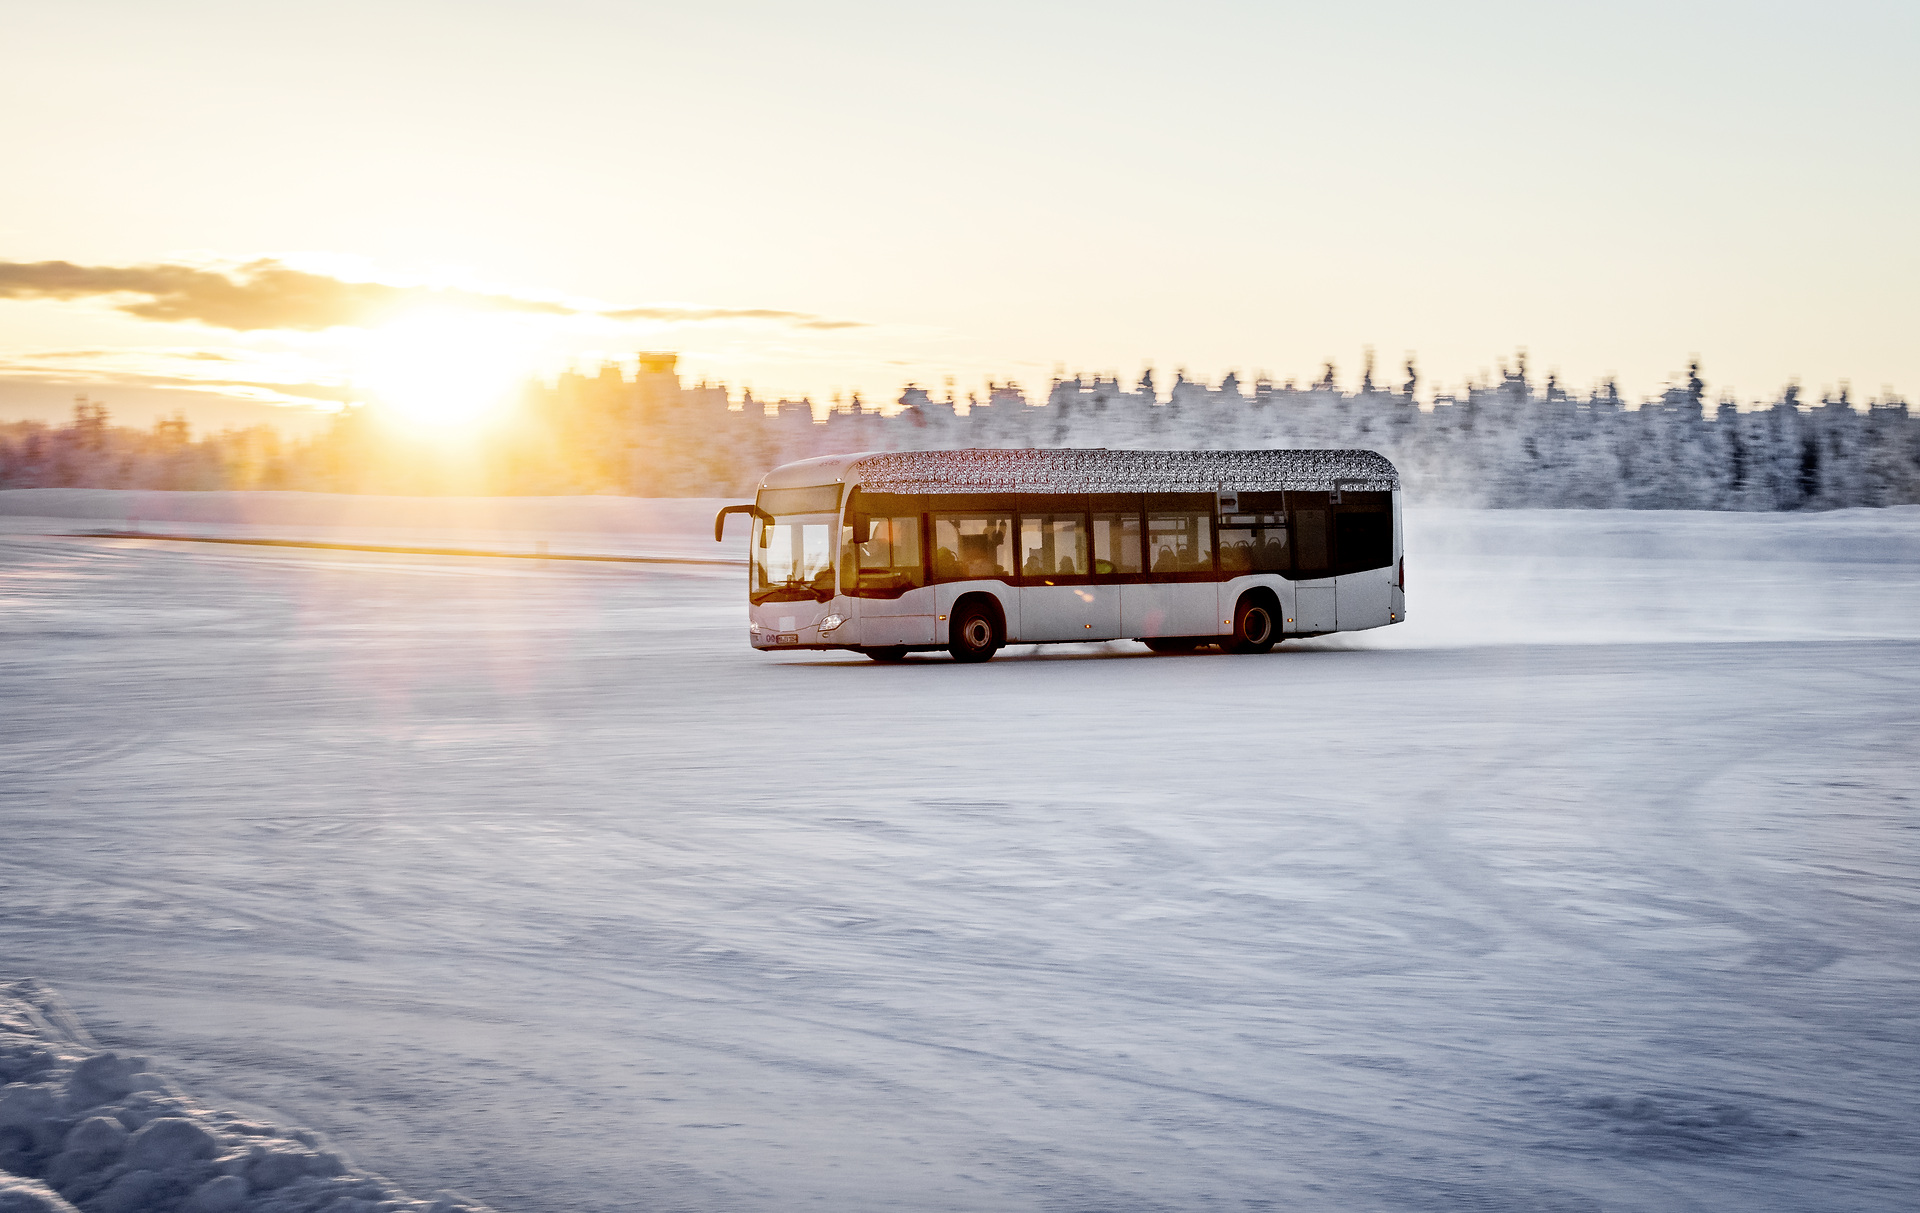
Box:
[2, 0, 1916, 430]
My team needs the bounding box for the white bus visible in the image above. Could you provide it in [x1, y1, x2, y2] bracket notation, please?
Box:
[714, 448, 1404, 662]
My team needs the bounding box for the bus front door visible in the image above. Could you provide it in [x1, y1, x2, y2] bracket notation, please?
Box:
[848, 513, 936, 647]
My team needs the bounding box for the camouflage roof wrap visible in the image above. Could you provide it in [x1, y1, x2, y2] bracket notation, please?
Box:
[845, 448, 1398, 494]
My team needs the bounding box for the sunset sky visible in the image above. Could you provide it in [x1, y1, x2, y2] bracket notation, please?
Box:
[4, 0, 1915, 430]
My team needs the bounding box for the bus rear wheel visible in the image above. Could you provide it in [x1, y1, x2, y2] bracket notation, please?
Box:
[948, 603, 1002, 663]
[1228, 597, 1277, 654]
[863, 646, 909, 662]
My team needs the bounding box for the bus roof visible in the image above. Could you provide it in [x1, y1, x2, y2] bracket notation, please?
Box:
[759, 448, 1399, 494]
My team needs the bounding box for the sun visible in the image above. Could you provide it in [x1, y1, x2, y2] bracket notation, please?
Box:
[352, 311, 535, 430]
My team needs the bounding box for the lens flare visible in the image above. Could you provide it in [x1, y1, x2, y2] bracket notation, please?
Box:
[352, 311, 533, 430]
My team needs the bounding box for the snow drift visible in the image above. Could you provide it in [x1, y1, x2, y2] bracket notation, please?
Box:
[0, 982, 492, 1213]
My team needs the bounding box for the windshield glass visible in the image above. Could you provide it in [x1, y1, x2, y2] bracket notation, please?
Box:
[752, 513, 837, 602]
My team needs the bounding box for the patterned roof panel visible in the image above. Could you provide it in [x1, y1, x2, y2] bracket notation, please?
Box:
[843, 448, 1398, 494]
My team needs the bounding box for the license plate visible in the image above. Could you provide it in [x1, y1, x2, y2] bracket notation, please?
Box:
[774, 633, 799, 645]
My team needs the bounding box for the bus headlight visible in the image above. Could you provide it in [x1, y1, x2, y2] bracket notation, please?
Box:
[818, 614, 846, 633]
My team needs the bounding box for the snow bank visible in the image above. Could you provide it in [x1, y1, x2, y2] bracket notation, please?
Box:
[0, 489, 731, 536]
[0, 490, 738, 563]
[1408, 504, 1920, 564]
[0, 982, 491, 1213]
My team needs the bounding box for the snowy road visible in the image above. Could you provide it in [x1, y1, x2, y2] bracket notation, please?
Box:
[2, 510, 1917, 1212]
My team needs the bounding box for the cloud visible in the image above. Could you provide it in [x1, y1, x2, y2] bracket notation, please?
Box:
[0, 259, 573, 331]
[602, 304, 868, 330]
[183, 378, 362, 404]
[0, 258, 871, 333]
[0, 358, 342, 401]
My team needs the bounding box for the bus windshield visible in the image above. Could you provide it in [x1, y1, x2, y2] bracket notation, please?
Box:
[752, 513, 837, 603]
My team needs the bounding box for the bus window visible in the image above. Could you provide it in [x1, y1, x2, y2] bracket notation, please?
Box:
[1258, 523, 1290, 571]
[1291, 507, 1329, 576]
[1091, 513, 1142, 575]
[1020, 514, 1089, 578]
[844, 514, 925, 596]
[1147, 512, 1213, 575]
[753, 517, 835, 602]
[1332, 491, 1394, 573]
[933, 513, 1014, 581]
[1335, 512, 1392, 572]
[1218, 514, 1288, 574]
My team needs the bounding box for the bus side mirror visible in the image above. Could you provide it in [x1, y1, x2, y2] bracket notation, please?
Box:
[850, 512, 872, 544]
[714, 503, 773, 541]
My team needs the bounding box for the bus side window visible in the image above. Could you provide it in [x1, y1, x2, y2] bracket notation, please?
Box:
[1291, 509, 1329, 575]
[1334, 510, 1392, 572]
[1255, 520, 1289, 571]
[1147, 512, 1213, 574]
[1091, 513, 1141, 575]
[1220, 514, 1288, 574]
[1219, 528, 1252, 573]
[933, 513, 1014, 581]
[1020, 514, 1089, 577]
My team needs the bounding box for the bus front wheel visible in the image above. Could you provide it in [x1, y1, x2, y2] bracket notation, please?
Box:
[1229, 596, 1277, 654]
[949, 603, 1002, 663]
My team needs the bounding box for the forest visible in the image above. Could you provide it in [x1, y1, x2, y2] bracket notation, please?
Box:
[3, 357, 1915, 510]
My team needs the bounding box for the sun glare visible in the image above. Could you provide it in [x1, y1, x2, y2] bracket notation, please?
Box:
[353, 312, 534, 430]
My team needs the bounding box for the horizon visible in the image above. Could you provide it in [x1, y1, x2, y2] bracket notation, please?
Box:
[2, 345, 1895, 443]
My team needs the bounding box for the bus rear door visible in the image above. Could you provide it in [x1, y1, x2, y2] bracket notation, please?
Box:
[1017, 511, 1118, 641]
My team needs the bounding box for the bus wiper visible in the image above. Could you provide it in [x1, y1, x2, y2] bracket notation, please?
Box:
[768, 575, 833, 602]
[796, 577, 834, 602]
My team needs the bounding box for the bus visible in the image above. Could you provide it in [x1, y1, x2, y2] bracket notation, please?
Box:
[714, 448, 1404, 662]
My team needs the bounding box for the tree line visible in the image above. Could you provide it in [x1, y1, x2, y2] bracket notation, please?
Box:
[4, 356, 1916, 509]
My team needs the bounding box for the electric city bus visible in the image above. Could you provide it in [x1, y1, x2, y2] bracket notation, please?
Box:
[714, 448, 1404, 662]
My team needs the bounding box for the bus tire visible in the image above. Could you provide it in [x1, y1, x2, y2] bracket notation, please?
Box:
[948, 600, 1002, 663]
[1143, 637, 1201, 653]
[863, 646, 909, 662]
[1229, 594, 1278, 654]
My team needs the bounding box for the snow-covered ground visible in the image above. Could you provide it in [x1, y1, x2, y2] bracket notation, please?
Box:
[1, 497, 1916, 1212]
[0, 980, 496, 1212]
[0, 489, 733, 563]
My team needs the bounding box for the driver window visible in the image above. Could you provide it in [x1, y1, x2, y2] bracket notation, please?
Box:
[844, 514, 925, 596]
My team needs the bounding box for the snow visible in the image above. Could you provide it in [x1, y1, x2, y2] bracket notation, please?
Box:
[1, 496, 1916, 1212]
[0, 489, 736, 563]
[0, 982, 494, 1212]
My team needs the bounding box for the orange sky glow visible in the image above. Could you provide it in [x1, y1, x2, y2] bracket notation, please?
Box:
[3, 1, 1915, 432]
